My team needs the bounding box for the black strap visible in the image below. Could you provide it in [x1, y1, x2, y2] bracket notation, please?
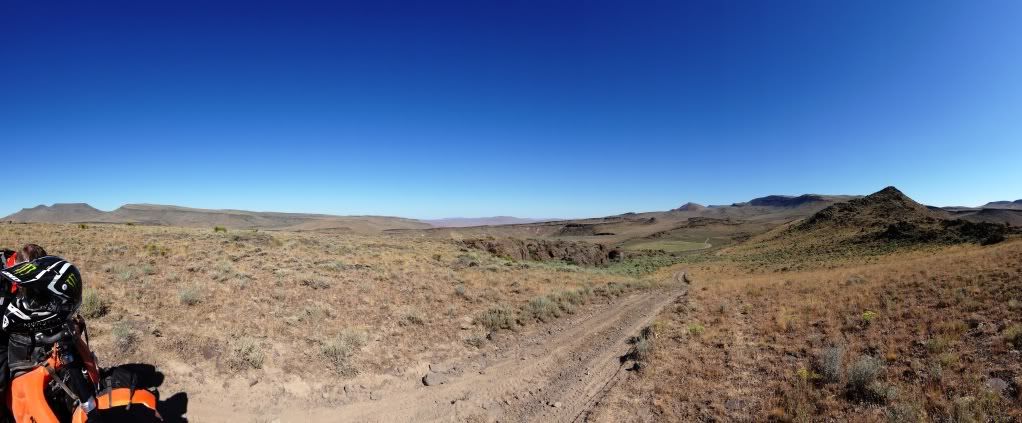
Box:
[42, 363, 82, 405]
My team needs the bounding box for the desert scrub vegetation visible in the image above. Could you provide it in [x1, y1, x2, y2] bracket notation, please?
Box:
[525, 296, 562, 322]
[177, 285, 203, 306]
[111, 322, 138, 354]
[817, 346, 844, 384]
[477, 282, 652, 332]
[226, 337, 264, 371]
[477, 306, 516, 331]
[80, 289, 109, 318]
[321, 330, 366, 376]
[1004, 323, 1022, 349]
[0, 223, 675, 407]
[626, 323, 660, 364]
[605, 239, 1022, 421]
[845, 355, 891, 403]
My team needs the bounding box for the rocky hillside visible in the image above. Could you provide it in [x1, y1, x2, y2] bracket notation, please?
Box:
[724, 187, 1016, 268]
[743, 194, 830, 208]
[461, 238, 617, 266]
[797, 186, 1009, 245]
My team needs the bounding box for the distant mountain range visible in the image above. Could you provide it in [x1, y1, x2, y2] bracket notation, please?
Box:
[422, 217, 560, 228]
[5, 193, 1019, 234]
[980, 200, 1022, 210]
[2, 203, 430, 234]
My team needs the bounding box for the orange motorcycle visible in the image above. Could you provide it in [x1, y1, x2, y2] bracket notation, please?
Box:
[6, 316, 162, 423]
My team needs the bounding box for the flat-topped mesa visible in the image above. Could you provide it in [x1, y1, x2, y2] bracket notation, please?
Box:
[747, 194, 827, 208]
[982, 200, 1022, 210]
[4, 203, 106, 223]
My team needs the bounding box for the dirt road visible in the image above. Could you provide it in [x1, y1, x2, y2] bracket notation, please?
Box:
[190, 285, 684, 422]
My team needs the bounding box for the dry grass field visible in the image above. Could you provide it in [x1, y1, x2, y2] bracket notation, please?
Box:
[0, 222, 665, 418]
[3, 186, 1019, 422]
[591, 239, 1022, 422]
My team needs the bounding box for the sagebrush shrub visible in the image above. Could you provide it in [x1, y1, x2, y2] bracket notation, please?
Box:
[1004, 324, 1022, 349]
[819, 346, 844, 383]
[526, 296, 560, 322]
[322, 330, 366, 376]
[227, 338, 264, 370]
[477, 306, 515, 331]
[80, 290, 109, 319]
[178, 286, 202, 306]
[847, 355, 884, 401]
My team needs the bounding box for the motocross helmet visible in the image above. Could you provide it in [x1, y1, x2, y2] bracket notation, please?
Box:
[0, 256, 83, 332]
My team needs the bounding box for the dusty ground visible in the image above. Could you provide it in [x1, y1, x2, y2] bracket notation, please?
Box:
[2, 219, 1018, 422]
[0, 222, 675, 422]
[591, 240, 1022, 422]
[187, 285, 685, 422]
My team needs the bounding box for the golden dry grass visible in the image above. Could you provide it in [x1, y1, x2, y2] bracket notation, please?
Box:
[593, 239, 1022, 422]
[0, 222, 656, 405]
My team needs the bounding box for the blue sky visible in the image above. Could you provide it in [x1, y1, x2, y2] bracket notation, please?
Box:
[2, 1, 1020, 219]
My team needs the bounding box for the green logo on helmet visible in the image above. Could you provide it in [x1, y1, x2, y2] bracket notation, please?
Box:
[12, 264, 37, 276]
[65, 273, 78, 288]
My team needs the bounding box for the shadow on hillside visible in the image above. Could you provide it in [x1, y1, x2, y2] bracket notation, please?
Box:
[105, 363, 189, 422]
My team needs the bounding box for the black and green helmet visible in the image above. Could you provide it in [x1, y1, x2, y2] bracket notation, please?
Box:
[1, 256, 83, 305]
[0, 256, 83, 332]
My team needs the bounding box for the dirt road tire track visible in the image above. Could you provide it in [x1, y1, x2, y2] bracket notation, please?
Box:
[191, 282, 686, 422]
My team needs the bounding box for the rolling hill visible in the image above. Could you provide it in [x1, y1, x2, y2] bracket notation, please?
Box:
[982, 199, 1022, 210]
[404, 193, 864, 251]
[724, 187, 1015, 266]
[422, 216, 559, 228]
[3, 203, 430, 234]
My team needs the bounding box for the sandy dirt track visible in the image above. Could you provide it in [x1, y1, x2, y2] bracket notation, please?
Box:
[190, 283, 685, 422]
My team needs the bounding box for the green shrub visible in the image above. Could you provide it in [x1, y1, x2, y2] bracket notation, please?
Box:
[178, 286, 203, 306]
[213, 226, 227, 233]
[321, 330, 366, 376]
[687, 323, 705, 336]
[116, 268, 136, 282]
[1004, 324, 1022, 349]
[112, 323, 138, 354]
[525, 296, 560, 322]
[819, 346, 844, 383]
[80, 290, 109, 319]
[477, 306, 516, 331]
[861, 310, 879, 326]
[226, 338, 264, 370]
[847, 355, 886, 402]
[629, 324, 658, 363]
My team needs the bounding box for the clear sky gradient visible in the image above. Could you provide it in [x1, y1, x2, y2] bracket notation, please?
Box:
[2, 1, 1020, 219]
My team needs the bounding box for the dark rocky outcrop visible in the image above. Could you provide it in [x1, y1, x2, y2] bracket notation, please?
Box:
[799, 186, 1013, 245]
[461, 238, 617, 266]
[745, 194, 828, 208]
